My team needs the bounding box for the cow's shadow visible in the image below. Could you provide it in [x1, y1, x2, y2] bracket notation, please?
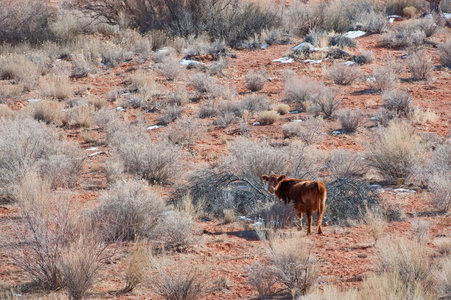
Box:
[226, 230, 260, 241]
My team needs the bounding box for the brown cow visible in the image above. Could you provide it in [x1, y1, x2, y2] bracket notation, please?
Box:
[261, 174, 327, 235]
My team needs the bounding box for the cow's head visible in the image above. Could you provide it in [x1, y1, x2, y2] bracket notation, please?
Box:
[261, 174, 286, 193]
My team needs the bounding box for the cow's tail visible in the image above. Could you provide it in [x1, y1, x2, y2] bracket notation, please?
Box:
[318, 182, 327, 213]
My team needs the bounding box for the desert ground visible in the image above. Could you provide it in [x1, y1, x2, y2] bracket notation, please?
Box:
[0, 0, 450, 299]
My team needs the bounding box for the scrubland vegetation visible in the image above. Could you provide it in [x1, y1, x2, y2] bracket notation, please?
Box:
[0, 0, 449, 299]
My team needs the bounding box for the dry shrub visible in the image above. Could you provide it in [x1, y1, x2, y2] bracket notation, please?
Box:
[242, 94, 271, 113]
[410, 217, 430, 243]
[4, 180, 73, 290]
[151, 210, 197, 249]
[429, 173, 451, 213]
[208, 56, 228, 76]
[366, 121, 422, 182]
[272, 103, 290, 115]
[70, 54, 92, 79]
[411, 107, 439, 125]
[264, 233, 318, 297]
[123, 245, 148, 293]
[40, 75, 73, 100]
[0, 54, 39, 89]
[325, 177, 380, 225]
[166, 116, 205, 149]
[257, 110, 279, 125]
[282, 117, 325, 145]
[361, 50, 375, 64]
[59, 236, 107, 300]
[166, 88, 188, 106]
[100, 41, 127, 67]
[223, 209, 236, 223]
[338, 108, 362, 133]
[114, 129, 182, 184]
[0, 118, 84, 197]
[438, 39, 451, 68]
[87, 96, 107, 110]
[245, 70, 266, 92]
[150, 259, 207, 300]
[370, 65, 399, 91]
[0, 104, 15, 119]
[248, 262, 278, 298]
[328, 149, 366, 180]
[284, 73, 337, 116]
[157, 105, 184, 125]
[380, 25, 426, 49]
[228, 138, 291, 181]
[329, 63, 361, 85]
[156, 56, 183, 81]
[104, 156, 125, 184]
[39, 144, 85, 189]
[213, 112, 237, 128]
[362, 205, 387, 246]
[283, 75, 320, 111]
[199, 101, 219, 118]
[382, 89, 412, 118]
[0, 0, 54, 44]
[258, 201, 298, 229]
[406, 51, 433, 81]
[189, 72, 217, 95]
[355, 10, 388, 34]
[314, 89, 340, 118]
[374, 237, 434, 297]
[66, 104, 95, 127]
[385, 0, 422, 15]
[94, 179, 167, 241]
[435, 255, 451, 299]
[403, 6, 417, 18]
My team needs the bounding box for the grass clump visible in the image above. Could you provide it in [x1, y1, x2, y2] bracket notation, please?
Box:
[329, 63, 361, 85]
[245, 70, 267, 92]
[338, 109, 362, 133]
[257, 110, 279, 125]
[366, 120, 422, 183]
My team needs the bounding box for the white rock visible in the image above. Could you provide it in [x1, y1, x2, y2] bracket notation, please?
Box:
[252, 221, 263, 228]
[343, 31, 366, 39]
[146, 125, 162, 130]
[272, 57, 295, 63]
[179, 58, 205, 66]
[393, 188, 416, 194]
[292, 119, 303, 123]
[344, 61, 355, 66]
[86, 147, 99, 151]
[253, 122, 260, 126]
[332, 130, 342, 135]
[293, 42, 318, 52]
[370, 116, 379, 121]
[116, 106, 125, 111]
[366, 76, 376, 83]
[303, 59, 322, 64]
[88, 151, 107, 157]
[239, 216, 253, 222]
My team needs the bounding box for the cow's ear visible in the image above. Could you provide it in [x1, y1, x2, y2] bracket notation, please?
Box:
[277, 175, 286, 182]
[261, 174, 269, 181]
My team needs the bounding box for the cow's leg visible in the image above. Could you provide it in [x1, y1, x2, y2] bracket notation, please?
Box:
[317, 209, 324, 234]
[297, 212, 303, 230]
[306, 211, 313, 235]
